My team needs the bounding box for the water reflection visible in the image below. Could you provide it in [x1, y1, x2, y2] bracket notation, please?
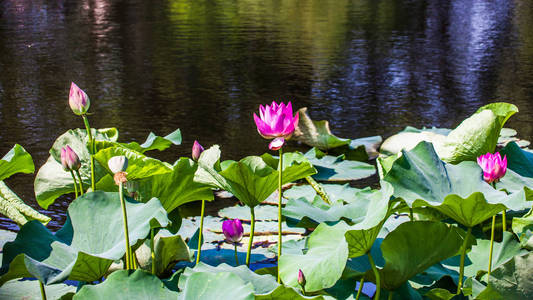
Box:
[0, 0, 532, 230]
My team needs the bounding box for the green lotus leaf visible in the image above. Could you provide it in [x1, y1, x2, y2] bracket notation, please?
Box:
[424, 288, 455, 300]
[94, 129, 181, 154]
[512, 209, 533, 250]
[74, 270, 178, 299]
[0, 144, 34, 181]
[0, 192, 169, 285]
[179, 271, 255, 300]
[293, 107, 351, 150]
[0, 181, 50, 225]
[383, 141, 520, 227]
[219, 205, 278, 221]
[34, 128, 118, 209]
[369, 221, 465, 291]
[381, 103, 518, 163]
[0, 279, 75, 300]
[410, 263, 459, 288]
[304, 148, 375, 182]
[195, 146, 315, 208]
[284, 183, 364, 204]
[279, 222, 349, 292]
[500, 142, 533, 178]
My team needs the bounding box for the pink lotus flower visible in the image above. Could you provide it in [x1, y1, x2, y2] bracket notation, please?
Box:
[61, 145, 81, 171]
[222, 219, 244, 244]
[477, 152, 507, 183]
[192, 140, 204, 161]
[69, 82, 90, 115]
[297, 269, 306, 287]
[253, 101, 299, 140]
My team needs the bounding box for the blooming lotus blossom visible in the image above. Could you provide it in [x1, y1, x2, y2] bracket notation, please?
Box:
[253, 101, 299, 140]
[69, 82, 90, 115]
[477, 152, 507, 183]
[192, 140, 204, 161]
[222, 219, 244, 244]
[61, 145, 81, 171]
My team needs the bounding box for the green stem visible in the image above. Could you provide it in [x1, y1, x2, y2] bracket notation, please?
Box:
[82, 115, 96, 191]
[277, 148, 283, 283]
[355, 277, 364, 300]
[69, 171, 79, 198]
[388, 291, 393, 300]
[409, 207, 414, 221]
[305, 176, 331, 205]
[457, 227, 472, 294]
[151, 228, 155, 274]
[488, 215, 496, 277]
[502, 210, 507, 232]
[234, 244, 239, 265]
[246, 207, 256, 267]
[39, 281, 47, 300]
[196, 200, 205, 265]
[75, 170, 84, 195]
[368, 253, 380, 300]
[119, 183, 132, 269]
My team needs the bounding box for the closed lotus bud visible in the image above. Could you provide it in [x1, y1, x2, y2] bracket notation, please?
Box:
[222, 219, 244, 244]
[108, 156, 128, 174]
[61, 145, 81, 171]
[192, 140, 204, 161]
[69, 82, 90, 115]
[297, 269, 306, 287]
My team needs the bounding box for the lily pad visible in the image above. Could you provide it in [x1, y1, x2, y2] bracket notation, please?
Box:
[292, 107, 351, 150]
[178, 271, 254, 300]
[304, 148, 375, 182]
[500, 142, 533, 178]
[284, 183, 362, 204]
[0, 279, 75, 300]
[0, 192, 169, 285]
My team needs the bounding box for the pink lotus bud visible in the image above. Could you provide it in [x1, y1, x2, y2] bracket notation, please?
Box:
[192, 140, 204, 161]
[222, 219, 244, 244]
[269, 137, 285, 151]
[253, 101, 299, 142]
[477, 152, 507, 184]
[297, 269, 306, 287]
[69, 82, 90, 115]
[108, 156, 128, 174]
[61, 145, 81, 171]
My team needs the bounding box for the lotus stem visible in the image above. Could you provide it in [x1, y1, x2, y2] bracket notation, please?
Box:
[82, 114, 96, 191]
[305, 176, 331, 205]
[119, 183, 132, 269]
[69, 171, 79, 198]
[368, 253, 380, 300]
[234, 244, 239, 265]
[246, 207, 256, 267]
[75, 170, 84, 195]
[196, 200, 205, 265]
[355, 277, 364, 300]
[277, 148, 283, 283]
[39, 281, 47, 300]
[457, 227, 472, 294]
[409, 207, 414, 221]
[388, 291, 393, 300]
[488, 215, 496, 278]
[151, 228, 155, 274]
[502, 210, 507, 232]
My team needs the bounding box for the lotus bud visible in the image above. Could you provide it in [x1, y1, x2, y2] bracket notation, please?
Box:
[222, 219, 244, 244]
[60, 145, 81, 171]
[297, 269, 306, 287]
[108, 156, 128, 185]
[477, 152, 507, 184]
[269, 137, 285, 151]
[69, 82, 90, 115]
[192, 140, 204, 161]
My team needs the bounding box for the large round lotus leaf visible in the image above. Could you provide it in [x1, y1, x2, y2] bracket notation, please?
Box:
[0, 192, 169, 285]
[34, 128, 118, 209]
[179, 271, 255, 300]
[370, 221, 465, 291]
[74, 270, 178, 299]
[0, 279, 75, 300]
[195, 146, 316, 208]
[284, 183, 362, 203]
[279, 222, 349, 292]
[500, 142, 533, 178]
[382, 141, 521, 227]
[304, 148, 375, 182]
[95, 128, 182, 154]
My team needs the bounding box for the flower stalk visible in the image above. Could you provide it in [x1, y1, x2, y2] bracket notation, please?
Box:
[39, 281, 47, 300]
[119, 183, 132, 270]
[457, 227, 472, 294]
[69, 170, 79, 198]
[196, 199, 205, 265]
[246, 208, 256, 266]
[355, 277, 364, 300]
[82, 115, 96, 191]
[151, 228, 155, 274]
[368, 253, 380, 300]
[277, 148, 283, 283]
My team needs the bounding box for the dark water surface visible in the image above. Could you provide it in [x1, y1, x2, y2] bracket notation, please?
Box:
[1, 0, 533, 230]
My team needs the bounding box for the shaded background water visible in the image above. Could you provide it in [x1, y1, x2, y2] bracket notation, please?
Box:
[0, 0, 532, 231]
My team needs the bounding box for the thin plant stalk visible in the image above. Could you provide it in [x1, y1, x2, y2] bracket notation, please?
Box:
[151, 228, 155, 274]
[196, 200, 205, 264]
[355, 277, 364, 300]
[488, 215, 496, 277]
[305, 176, 331, 205]
[69, 171, 79, 198]
[131, 251, 138, 269]
[368, 253, 380, 300]
[502, 210, 507, 232]
[39, 281, 47, 300]
[74, 170, 84, 195]
[409, 207, 414, 221]
[246, 207, 256, 266]
[234, 244, 239, 265]
[119, 183, 132, 269]
[457, 227, 472, 294]
[82, 115, 96, 191]
[388, 291, 393, 300]
[277, 148, 283, 283]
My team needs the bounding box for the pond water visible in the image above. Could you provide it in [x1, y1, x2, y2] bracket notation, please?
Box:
[1, 0, 533, 230]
